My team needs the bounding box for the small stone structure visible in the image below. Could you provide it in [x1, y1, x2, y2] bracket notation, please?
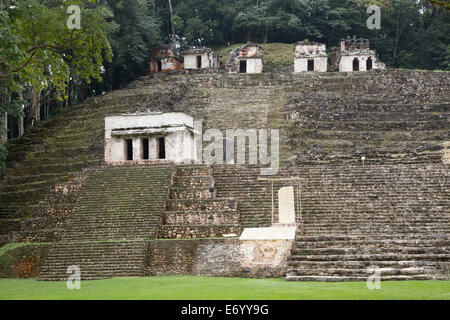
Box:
[337, 36, 385, 72]
[104, 112, 197, 164]
[294, 41, 328, 72]
[278, 186, 296, 224]
[148, 45, 182, 74]
[226, 42, 264, 74]
[182, 47, 220, 69]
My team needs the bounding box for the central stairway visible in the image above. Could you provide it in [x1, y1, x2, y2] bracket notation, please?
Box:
[39, 165, 174, 280]
[158, 164, 242, 239]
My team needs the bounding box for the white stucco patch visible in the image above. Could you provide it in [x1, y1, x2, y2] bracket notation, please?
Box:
[184, 50, 220, 69]
[245, 58, 263, 73]
[239, 227, 296, 240]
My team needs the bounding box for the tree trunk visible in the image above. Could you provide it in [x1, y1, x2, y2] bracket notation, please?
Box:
[167, 0, 176, 45]
[18, 91, 24, 138]
[1, 111, 7, 143]
[26, 86, 41, 130]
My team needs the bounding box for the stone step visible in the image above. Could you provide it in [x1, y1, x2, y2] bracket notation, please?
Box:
[173, 176, 214, 188]
[296, 234, 450, 242]
[287, 260, 450, 269]
[176, 166, 212, 176]
[289, 253, 450, 262]
[166, 198, 238, 211]
[158, 224, 242, 239]
[163, 210, 240, 225]
[291, 246, 449, 255]
[170, 188, 215, 199]
[287, 267, 436, 277]
[285, 275, 440, 282]
[294, 239, 450, 248]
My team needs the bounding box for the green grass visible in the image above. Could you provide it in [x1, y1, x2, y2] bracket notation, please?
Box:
[217, 43, 295, 67]
[0, 276, 449, 300]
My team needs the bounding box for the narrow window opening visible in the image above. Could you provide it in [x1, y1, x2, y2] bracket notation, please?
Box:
[157, 60, 162, 72]
[239, 60, 247, 73]
[366, 57, 373, 71]
[197, 56, 202, 68]
[353, 58, 359, 71]
[126, 139, 133, 161]
[307, 59, 314, 71]
[158, 137, 166, 159]
[142, 138, 149, 160]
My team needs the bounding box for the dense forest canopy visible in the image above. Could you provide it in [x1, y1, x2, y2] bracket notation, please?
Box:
[0, 0, 449, 172]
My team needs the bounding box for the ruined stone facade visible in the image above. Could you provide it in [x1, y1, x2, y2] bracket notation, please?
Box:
[182, 47, 220, 69]
[226, 43, 264, 73]
[1, 70, 448, 282]
[148, 45, 182, 74]
[104, 112, 197, 164]
[337, 36, 385, 72]
[294, 41, 328, 72]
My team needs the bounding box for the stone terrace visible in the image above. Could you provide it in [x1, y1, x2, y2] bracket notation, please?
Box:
[38, 165, 173, 280]
[212, 164, 449, 281]
[0, 70, 448, 281]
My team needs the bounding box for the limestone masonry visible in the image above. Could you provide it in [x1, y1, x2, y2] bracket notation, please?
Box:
[0, 68, 448, 281]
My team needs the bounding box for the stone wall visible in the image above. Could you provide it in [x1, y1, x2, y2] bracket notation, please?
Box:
[147, 240, 198, 275]
[146, 238, 291, 278]
[294, 57, 328, 72]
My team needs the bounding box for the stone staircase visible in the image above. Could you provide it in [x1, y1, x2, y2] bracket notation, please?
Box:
[284, 165, 450, 281]
[211, 164, 450, 281]
[38, 165, 173, 280]
[282, 72, 449, 166]
[39, 241, 148, 280]
[158, 164, 242, 238]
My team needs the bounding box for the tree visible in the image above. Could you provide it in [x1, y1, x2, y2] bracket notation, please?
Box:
[0, 0, 112, 171]
[93, 0, 162, 92]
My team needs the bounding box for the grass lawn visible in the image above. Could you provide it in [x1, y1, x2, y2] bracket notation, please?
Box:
[0, 276, 449, 300]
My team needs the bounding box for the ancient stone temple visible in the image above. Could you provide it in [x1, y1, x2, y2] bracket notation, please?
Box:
[0, 68, 448, 282]
[182, 47, 221, 69]
[104, 112, 197, 164]
[226, 42, 264, 73]
[337, 36, 385, 72]
[294, 41, 328, 72]
[148, 45, 182, 74]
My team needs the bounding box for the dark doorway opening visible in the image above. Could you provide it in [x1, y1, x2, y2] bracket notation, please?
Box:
[142, 138, 149, 160]
[7, 115, 20, 140]
[353, 58, 359, 71]
[239, 60, 247, 73]
[126, 139, 133, 161]
[307, 59, 314, 71]
[158, 137, 166, 159]
[197, 56, 202, 69]
[366, 57, 373, 71]
[157, 60, 162, 72]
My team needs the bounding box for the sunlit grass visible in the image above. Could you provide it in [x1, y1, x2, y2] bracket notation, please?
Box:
[0, 276, 448, 300]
